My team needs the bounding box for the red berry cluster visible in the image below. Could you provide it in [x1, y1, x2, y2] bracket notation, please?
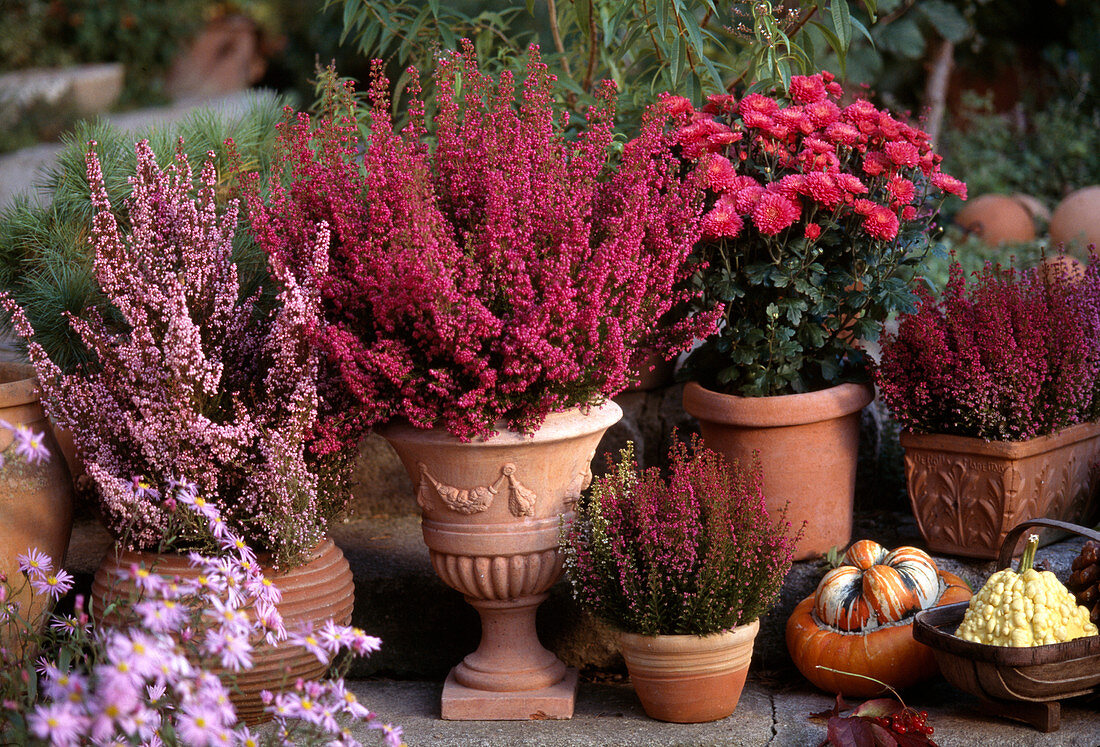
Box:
[874, 709, 933, 736]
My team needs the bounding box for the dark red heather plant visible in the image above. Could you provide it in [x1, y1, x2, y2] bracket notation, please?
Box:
[563, 436, 801, 636]
[249, 44, 719, 445]
[875, 257, 1100, 441]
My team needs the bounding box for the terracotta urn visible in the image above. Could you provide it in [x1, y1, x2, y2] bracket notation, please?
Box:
[92, 538, 354, 724]
[381, 401, 622, 720]
[955, 193, 1036, 245]
[1050, 186, 1100, 252]
[902, 424, 1100, 559]
[683, 381, 873, 561]
[0, 362, 74, 640]
[619, 620, 759, 723]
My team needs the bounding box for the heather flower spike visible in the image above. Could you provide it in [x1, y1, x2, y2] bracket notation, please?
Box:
[0, 139, 339, 566]
[250, 48, 720, 443]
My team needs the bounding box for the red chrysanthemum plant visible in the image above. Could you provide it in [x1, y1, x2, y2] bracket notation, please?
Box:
[1, 140, 342, 568]
[670, 72, 967, 396]
[249, 44, 719, 444]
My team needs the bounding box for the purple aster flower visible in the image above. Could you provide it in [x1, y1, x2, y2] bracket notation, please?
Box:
[28, 702, 86, 747]
[286, 623, 330, 665]
[30, 568, 74, 600]
[205, 597, 250, 636]
[39, 663, 88, 703]
[124, 563, 166, 595]
[175, 706, 225, 747]
[329, 678, 372, 720]
[3, 421, 50, 464]
[134, 598, 188, 634]
[130, 475, 159, 503]
[17, 548, 53, 578]
[244, 572, 281, 608]
[234, 726, 260, 747]
[203, 627, 253, 672]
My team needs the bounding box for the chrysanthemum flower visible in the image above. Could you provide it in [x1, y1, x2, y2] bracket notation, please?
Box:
[752, 191, 802, 235]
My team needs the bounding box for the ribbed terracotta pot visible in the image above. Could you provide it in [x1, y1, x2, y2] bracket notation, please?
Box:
[902, 423, 1100, 559]
[0, 362, 74, 641]
[381, 401, 622, 720]
[619, 619, 759, 723]
[91, 537, 354, 724]
[683, 381, 873, 561]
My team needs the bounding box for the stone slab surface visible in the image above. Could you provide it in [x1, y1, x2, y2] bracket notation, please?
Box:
[345, 676, 1100, 746]
[441, 668, 578, 721]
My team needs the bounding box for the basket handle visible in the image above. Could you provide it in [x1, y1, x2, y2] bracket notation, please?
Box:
[997, 518, 1100, 570]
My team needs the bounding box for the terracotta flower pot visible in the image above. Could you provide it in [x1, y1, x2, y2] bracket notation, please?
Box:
[902, 424, 1100, 559]
[381, 401, 622, 720]
[683, 381, 873, 561]
[91, 537, 354, 724]
[0, 362, 74, 639]
[619, 619, 759, 723]
[625, 353, 675, 392]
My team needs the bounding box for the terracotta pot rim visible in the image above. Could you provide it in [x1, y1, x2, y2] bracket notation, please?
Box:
[379, 400, 624, 447]
[683, 381, 873, 428]
[619, 618, 760, 649]
[0, 362, 39, 407]
[101, 537, 335, 572]
[900, 421, 1100, 459]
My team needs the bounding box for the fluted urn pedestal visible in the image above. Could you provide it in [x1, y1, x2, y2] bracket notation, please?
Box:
[382, 401, 622, 720]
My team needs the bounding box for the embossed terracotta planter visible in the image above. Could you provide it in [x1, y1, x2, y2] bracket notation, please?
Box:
[381, 401, 623, 720]
[683, 381, 873, 561]
[0, 363, 74, 643]
[92, 538, 354, 724]
[902, 424, 1100, 559]
[619, 619, 759, 723]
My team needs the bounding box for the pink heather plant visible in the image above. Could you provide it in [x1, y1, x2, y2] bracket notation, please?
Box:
[563, 436, 802, 636]
[1, 481, 401, 747]
[249, 45, 719, 444]
[671, 73, 967, 396]
[1, 139, 340, 567]
[876, 257, 1100, 441]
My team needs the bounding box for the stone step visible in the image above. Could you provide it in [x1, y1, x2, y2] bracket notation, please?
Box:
[56, 514, 1100, 744]
[341, 676, 1100, 746]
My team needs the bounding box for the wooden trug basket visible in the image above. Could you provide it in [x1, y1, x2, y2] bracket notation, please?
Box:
[913, 518, 1100, 732]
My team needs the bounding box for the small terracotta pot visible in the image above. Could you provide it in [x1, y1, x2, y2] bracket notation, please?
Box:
[683, 382, 873, 561]
[619, 619, 759, 723]
[91, 537, 354, 724]
[902, 423, 1100, 559]
[381, 402, 622, 720]
[0, 362, 74, 641]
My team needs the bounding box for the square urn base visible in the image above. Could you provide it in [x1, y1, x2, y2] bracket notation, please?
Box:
[440, 667, 579, 720]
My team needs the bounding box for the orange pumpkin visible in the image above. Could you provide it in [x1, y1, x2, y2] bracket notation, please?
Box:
[786, 539, 971, 697]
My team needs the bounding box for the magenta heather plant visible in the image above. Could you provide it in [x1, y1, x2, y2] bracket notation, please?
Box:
[1, 140, 339, 567]
[563, 437, 802, 636]
[249, 46, 719, 444]
[876, 257, 1100, 441]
